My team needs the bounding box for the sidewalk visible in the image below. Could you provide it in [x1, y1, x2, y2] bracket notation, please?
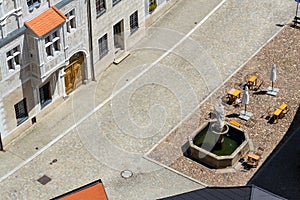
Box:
[0, 0, 296, 199]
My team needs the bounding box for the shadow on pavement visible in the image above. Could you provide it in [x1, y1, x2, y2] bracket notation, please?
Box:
[248, 105, 300, 200]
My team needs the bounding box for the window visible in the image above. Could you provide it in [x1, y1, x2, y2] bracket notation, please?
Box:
[39, 82, 52, 108]
[6, 45, 21, 72]
[112, 0, 121, 6]
[27, 0, 41, 11]
[98, 34, 108, 59]
[96, 0, 106, 16]
[14, 99, 28, 125]
[66, 9, 76, 33]
[130, 11, 139, 34]
[45, 30, 60, 57]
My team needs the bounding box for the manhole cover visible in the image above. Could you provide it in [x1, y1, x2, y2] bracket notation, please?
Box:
[120, 170, 133, 179]
[37, 175, 51, 185]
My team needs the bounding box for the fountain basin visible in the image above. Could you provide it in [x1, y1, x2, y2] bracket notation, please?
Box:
[187, 122, 250, 169]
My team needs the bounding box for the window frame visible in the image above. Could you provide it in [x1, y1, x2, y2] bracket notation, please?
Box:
[14, 98, 29, 126]
[130, 11, 139, 34]
[39, 82, 52, 109]
[66, 9, 76, 33]
[112, 0, 121, 6]
[44, 30, 61, 58]
[27, 0, 41, 12]
[98, 34, 108, 59]
[6, 45, 21, 72]
[96, 0, 106, 17]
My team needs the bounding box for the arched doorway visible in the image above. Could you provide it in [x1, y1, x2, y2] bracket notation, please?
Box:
[64, 52, 85, 95]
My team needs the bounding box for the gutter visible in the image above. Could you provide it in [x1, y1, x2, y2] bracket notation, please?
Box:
[87, 0, 95, 81]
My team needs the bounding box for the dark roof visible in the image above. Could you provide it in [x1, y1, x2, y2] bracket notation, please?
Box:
[158, 185, 287, 200]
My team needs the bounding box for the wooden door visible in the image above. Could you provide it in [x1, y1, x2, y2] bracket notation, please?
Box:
[64, 66, 74, 95]
[64, 60, 83, 95]
[73, 62, 82, 88]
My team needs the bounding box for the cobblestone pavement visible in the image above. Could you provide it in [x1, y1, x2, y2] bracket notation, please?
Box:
[0, 0, 295, 199]
[147, 25, 300, 190]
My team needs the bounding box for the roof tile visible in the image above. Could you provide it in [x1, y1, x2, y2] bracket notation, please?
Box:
[25, 6, 66, 37]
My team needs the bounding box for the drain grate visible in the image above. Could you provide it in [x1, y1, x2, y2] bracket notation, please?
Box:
[37, 175, 51, 185]
[121, 170, 133, 179]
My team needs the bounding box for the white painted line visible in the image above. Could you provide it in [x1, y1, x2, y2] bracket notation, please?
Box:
[143, 155, 208, 187]
[0, 0, 226, 183]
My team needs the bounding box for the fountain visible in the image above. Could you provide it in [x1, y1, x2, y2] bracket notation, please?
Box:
[210, 101, 229, 143]
[187, 101, 250, 169]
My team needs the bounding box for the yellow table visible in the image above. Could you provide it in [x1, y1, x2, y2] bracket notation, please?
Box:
[278, 103, 287, 111]
[227, 89, 241, 103]
[247, 75, 257, 89]
[273, 108, 282, 123]
[247, 153, 260, 167]
[248, 153, 260, 161]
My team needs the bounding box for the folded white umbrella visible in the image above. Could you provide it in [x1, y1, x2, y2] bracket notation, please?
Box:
[241, 86, 249, 112]
[270, 64, 277, 90]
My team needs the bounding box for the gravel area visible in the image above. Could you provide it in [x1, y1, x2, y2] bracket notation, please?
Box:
[147, 24, 300, 186]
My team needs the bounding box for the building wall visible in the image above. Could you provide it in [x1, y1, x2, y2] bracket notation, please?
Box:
[0, 0, 176, 145]
[0, 0, 90, 143]
[145, 0, 178, 27]
[1, 0, 20, 37]
[2, 80, 34, 134]
[58, 0, 91, 80]
[91, 0, 146, 75]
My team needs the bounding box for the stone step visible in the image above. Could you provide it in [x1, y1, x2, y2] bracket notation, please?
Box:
[113, 51, 130, 64]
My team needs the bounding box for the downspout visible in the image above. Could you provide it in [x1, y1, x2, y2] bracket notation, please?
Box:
[62, 24, 67, 65]
[0, 132, 3, 151]
[87, 0, 95, 81]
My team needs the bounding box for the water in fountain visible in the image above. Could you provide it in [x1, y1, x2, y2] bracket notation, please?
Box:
[193, 125, 244, 155]
[193, 100, 243, 155]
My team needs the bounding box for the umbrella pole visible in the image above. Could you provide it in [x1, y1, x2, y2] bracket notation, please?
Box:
[244, 104, 247, 114]
[271, 81, 274, 90]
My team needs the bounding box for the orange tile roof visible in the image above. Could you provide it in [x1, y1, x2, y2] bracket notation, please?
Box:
[59, 182, 108, 200]
[25, 6, 66, 37]
[51, 180, 108, 200]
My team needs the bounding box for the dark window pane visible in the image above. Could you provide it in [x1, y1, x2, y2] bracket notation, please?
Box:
[99, 34, 108, 59]
[96, 0, 106, 14]
[39, 82, 52, 108]
[130, 11, 139, 33]
[7, 59, 14, 70]
[46, 46, 52, 56]
[53, 40, 60, 51]
[14, 99, 28, 125]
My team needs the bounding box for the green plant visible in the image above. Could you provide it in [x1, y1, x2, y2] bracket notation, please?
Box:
[149, 2, 157, 13]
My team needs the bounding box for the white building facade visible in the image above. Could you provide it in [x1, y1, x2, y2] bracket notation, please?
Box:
[0, 0, 175, 146]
